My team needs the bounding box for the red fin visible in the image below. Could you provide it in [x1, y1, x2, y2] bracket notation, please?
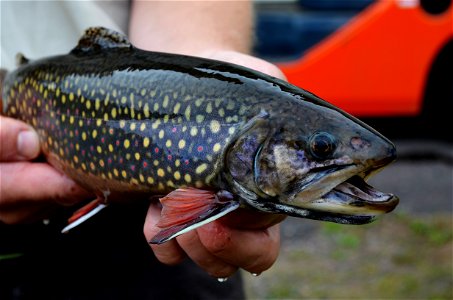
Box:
[150, 188, 239, 244]
[61, 198, 107, 233]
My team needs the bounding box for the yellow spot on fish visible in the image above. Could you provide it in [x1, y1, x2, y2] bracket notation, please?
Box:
[184, 174, 192, 183]
[144, 103, 150, 118]
[112, 89, 117, 97]
[69, 116, 75, 124]
[140, 123, 146, 131]
[185, 105, 191, 121]
[59, 148, 64, 156]
[97, 146, 102, 153]
[174, 171, 181, 180]
[119, 120, 126, 128]
[163, 95, 169, 108]
[178, 140, 186, 149]
[153, 160, 159, 166]
[96, 119, 102, 126]
[82, 132, 87, 141]
[73, 156, 79, 163]
[175, 159, 181, 167]
[213, 143, 221, 152]
[124, 139, 130, 149]
[153, 102, 159, 111]
[147, 176, 154, 184]
[69, 93, 74, 101]
[218, 108, 225, 117]
[86, 100, 91, 109]
[114, 168, 119, 177]
[121, 96, 127, 104]
[121, 170, 127, 178]
[130, 122, 136, 131]
[159, 130, 165, 139]
[109, 144, 114, 152]
[76, 144, 80, 151]
[95, 99, 101, 110]
[166, 140, 172, 148]
[195, 181, 204, 188]
[196, 115, 205, 123]
[195, 98, 203, 107]
[206, 102, 213, 114]
[152, 120, 161, 129]
[135, 152, 140, 160]
[104, 113, 109, 121]
[173, 102, 181, 114]
[140, 89, 147, 96]
[139, 174, 145, 183]
[92, 130, 97, 138]
[228, 127, 236, 135]
[61, 115, 66, 122]
[157, 168, 165, 177]
[195, 164, 208, 174]
[210, 120, 221, 133]
[167, 180, 175, 188]
[82, 163, 87, 171]
[90, 162, 96, 171]
[143, 137, 150, 147]
[61, 95, 66, 104]
[99, 159, 105, 167]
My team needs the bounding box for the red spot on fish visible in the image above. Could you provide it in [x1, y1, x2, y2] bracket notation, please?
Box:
[167, 155, 172, 161]
[81, 150, 86, 156]
[75, 129, 79, 136]
[131, 165, 136, 171]
[119, 158, 124, 164]
[116, 140, 120, 146]
[70, 143, 74, 149]
[67, 109, 70, 115]
[197, 146, 203, 152]
[172, 127, 177, 133]
[135, 140, 139, 147]
[90, 146, 94, 152]
[143, 161, 148, 168]
[109, 128, 114, 134]
[154, 148, 159, 154]
[108, 158, 112, 164]
[75, 108, 79, 115]
[101, 137, 105, 143]
[184, 159, 189, 165]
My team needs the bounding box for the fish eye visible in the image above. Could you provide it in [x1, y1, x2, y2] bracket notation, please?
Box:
[309, 132, 336, 159]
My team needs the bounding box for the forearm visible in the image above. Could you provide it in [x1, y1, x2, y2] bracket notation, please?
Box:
[129, 0, 253, 55]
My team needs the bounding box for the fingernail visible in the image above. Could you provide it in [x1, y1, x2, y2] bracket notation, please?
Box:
[17, 130, 40, 159]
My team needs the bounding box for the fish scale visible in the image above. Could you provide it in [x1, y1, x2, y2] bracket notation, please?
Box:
[5, 54, 256, 195]
[2, 27, 399, 243]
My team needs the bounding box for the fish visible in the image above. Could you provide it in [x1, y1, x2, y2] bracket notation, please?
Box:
[1, 27, 399, 244]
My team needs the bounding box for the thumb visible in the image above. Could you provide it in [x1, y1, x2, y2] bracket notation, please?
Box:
[0, 116, 40, 161]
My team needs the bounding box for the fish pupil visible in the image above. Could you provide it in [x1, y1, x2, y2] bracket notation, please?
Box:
[310, 132, 336, 159]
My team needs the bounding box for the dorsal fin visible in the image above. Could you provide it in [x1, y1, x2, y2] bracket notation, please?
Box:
[71, 27, 132, 54]
[15, 53, 29, 66]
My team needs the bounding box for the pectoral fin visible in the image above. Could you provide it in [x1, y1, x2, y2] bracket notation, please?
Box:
[149, 188, 240, 244]
[61, 198, 107, 233]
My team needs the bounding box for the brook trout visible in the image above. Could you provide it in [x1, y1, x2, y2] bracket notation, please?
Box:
[2, 27, 398, 243]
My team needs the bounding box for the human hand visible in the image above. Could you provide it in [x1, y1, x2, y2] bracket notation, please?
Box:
[143, 51, 287, 278]
[0, 116, 91, 224]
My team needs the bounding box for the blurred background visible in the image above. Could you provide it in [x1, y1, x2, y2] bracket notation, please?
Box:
[244, 0, 452, 298]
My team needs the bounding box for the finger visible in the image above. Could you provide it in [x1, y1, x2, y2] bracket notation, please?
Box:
[197, 221, 281, 274]
[0, 161, 91, 208]
[144, 203, 186, 265]
[0, 116, 40, 161]
[176, 231, 238, 278]
[220, 208, 286, 230]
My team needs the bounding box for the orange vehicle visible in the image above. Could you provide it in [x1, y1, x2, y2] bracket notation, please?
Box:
[258, 0, 452, 125]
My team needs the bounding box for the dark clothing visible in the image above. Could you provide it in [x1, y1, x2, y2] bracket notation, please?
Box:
[0, 201, 244, 300]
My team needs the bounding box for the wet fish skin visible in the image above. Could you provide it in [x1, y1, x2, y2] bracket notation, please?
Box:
[2, 27, 398, 242]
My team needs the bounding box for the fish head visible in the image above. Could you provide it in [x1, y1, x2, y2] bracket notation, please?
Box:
[226, 94, 399, 224]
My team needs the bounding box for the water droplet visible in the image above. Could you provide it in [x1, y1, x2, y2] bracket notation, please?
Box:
[251, 272, 261, 277]
[217, 277, 228, 283]
[42, 219, 50, 225]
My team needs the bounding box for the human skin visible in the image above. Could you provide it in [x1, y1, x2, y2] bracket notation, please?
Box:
[0, 0, 286, 279]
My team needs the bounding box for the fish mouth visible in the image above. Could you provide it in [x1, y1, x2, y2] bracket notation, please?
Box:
[285, 167, 399, 225]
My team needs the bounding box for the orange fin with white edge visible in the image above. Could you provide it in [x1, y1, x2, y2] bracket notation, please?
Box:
[61, 198, 107, 233]
[149, 188, 240, 244]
